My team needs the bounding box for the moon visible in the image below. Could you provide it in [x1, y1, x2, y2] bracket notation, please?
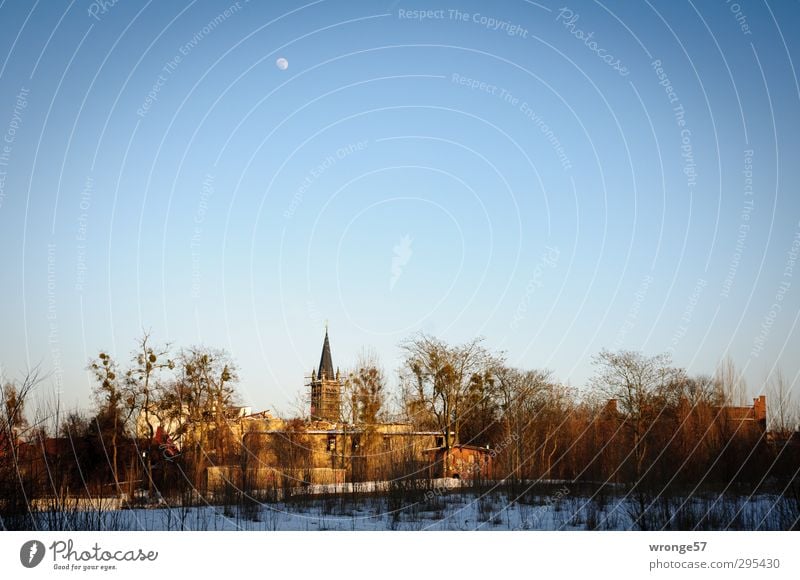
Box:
[276, 57, 288, 71]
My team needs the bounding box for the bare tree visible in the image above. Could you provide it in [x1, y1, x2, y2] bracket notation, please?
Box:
[400, 333, 493, 450]
[343, 347, 386, 425]
[0, 366, 43, 528]
[1, 366, 42, 454]
[125, 332, 173, 493]
[714, 355, 748, 406]
[495, 366, 550, 479]
[458, 363, 506, 448]
[678, 373, 720, 406]
[165, 346, 239, 487]
[398, 371, 437, 430]
[590, 350, 679, 481]
[767, 368, 798, 439]
[88, 351, 135, 495]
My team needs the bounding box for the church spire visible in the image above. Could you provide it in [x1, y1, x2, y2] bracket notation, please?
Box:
[310, 327, 341, 422]
[317, 327, 335, 381]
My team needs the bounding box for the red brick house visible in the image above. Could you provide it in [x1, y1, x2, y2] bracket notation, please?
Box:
[424, 444, 493, 480]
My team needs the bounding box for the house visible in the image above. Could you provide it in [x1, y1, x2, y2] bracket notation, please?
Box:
[424, 444, 494, 480]
[602, 395, 768, 435]
[714, 395, 767, 433]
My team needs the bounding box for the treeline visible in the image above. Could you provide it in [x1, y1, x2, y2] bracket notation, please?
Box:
[1, 333, 242, 528]
[2, 331, 799, 530]
[396, 335, 799, 491]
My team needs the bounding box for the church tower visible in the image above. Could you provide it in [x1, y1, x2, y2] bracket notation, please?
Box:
[309, 328, 341, 422]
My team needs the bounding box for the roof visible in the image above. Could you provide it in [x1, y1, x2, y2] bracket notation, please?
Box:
[316, 329, 335, 380]
[422, 444, 493, 454]
[246, 429, 444, 436]
[714, 406, 756, 421]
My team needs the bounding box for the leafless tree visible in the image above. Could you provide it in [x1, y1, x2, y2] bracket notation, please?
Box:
[1, 366, 42, 454]
[714, 355, 748, 406]
[124, 332, 173, 493]
[767, 368, 799, 438]
[0, 366, 43, 528]
[590, 349, 679, 481]
[400, 333, 493, 450]
[343, 347, 386, 425]
[678, 373, 720, 406]
[495, 366, 552, 478]
[165, 346, 239, 487]
[88, 351, 136, 495]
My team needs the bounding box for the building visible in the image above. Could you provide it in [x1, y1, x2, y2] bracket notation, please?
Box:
[197, 330, 492, 491]
[239, 422, 443, 488]
[424, 444, 494, 480]
[602, 394, 768, 436]
[209, 330, 447, 490]
[714, 395, 767, 433]
[308, 328, 341, 422]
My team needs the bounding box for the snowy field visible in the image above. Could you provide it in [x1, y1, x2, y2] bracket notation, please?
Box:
[26, 483, 798, 531]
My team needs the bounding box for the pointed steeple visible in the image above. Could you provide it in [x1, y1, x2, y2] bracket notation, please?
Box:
[317, 328, 335, 381]
[310, 326, 341, 422]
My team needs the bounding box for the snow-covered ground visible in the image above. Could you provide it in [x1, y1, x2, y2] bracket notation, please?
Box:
[29, 486, 798, 531]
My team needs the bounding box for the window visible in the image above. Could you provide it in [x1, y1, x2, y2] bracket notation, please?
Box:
[327, 435, 336, 452]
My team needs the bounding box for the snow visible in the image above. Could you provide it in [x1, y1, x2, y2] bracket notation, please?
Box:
[27, 486, 797, 531]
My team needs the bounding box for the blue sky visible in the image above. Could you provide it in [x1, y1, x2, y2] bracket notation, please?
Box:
[1, 0, 798, 414]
